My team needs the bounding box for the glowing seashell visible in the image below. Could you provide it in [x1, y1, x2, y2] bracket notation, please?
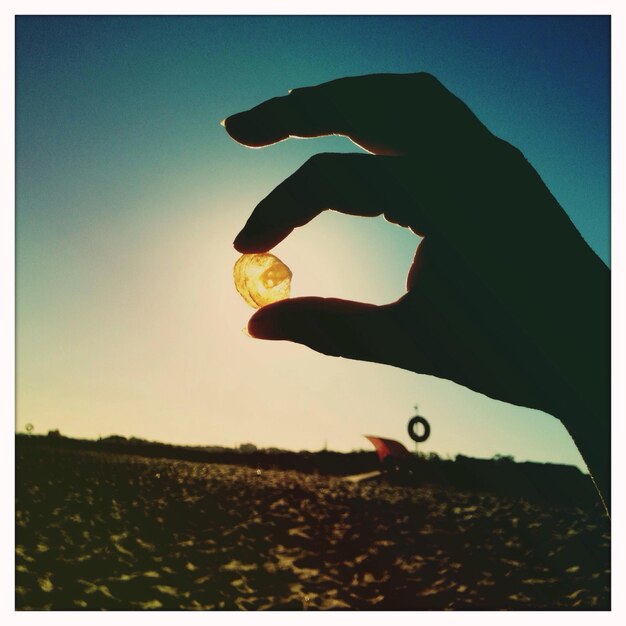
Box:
[233, 253, 292, 309]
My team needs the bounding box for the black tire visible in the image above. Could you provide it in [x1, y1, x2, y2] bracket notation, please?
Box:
[407, 415, 430, 443]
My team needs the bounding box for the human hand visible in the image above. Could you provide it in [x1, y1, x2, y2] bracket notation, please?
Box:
[224, 73, 610, 509]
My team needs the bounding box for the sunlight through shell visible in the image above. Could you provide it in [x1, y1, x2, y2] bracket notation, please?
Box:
[233, 253, 292, 309]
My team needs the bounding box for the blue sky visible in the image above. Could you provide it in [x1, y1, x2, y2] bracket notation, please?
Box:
[15, 16, 610, 469]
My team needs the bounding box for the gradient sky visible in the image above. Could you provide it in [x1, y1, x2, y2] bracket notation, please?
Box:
[15, 16, 610, 470]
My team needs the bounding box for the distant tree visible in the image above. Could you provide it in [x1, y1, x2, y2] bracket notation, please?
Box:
[493, 453, 515, 463]
[238, 443, 257, 454]
[102, 435, 128, 443]
[46, 429, 63, 439]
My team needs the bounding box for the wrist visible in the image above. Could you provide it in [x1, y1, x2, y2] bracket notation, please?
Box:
[532, 261, 610, 512]
[544, 311, 610, 513]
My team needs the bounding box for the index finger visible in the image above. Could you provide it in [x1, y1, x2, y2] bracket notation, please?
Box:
[223, 77, 354, 147]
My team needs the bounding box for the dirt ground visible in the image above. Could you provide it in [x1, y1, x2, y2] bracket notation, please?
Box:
[16, 446, 610, 610]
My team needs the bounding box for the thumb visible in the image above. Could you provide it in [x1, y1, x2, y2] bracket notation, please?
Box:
[248, 296, 414, 365]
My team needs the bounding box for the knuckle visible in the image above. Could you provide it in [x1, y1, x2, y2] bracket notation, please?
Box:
[415, 71, 440, 85]
[304, 151, 336, 170]
[287, 85, 308, 99]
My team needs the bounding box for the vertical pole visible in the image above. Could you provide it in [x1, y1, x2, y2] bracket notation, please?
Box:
[414, 404, 419, 457]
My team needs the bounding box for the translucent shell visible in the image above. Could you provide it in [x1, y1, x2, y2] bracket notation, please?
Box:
[233, 253, 292, 309]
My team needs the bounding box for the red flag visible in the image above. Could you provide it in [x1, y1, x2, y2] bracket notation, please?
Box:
[364, 435, 411, 462]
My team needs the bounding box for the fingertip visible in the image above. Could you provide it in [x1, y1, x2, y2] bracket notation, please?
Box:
[248, 297, 320, 340]
[233, 224, 292, 254]
[248, 301, 289, 340]
[232, 231, 266, 254]
[232, 230, 248, 253]
[249, 295, 361, 334]
[223, 111, 286, 148]
[223, 113, 257, 146]
[222, 113, 247, 143]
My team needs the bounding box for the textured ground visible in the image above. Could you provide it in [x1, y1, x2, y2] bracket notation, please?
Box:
[16, 446, 610, 610]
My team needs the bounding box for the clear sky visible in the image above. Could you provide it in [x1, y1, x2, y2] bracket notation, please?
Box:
[15, 16, 610, 470]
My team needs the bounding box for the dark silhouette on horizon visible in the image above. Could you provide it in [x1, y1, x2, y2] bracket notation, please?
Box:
[15, 432, 602, 508]
[224, 72, 610, 512]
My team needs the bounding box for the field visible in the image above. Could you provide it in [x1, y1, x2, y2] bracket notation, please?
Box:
[16, 444, 610, 610]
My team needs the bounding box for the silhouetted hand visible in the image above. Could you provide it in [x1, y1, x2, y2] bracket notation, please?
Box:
[224, 73, 610, 511]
